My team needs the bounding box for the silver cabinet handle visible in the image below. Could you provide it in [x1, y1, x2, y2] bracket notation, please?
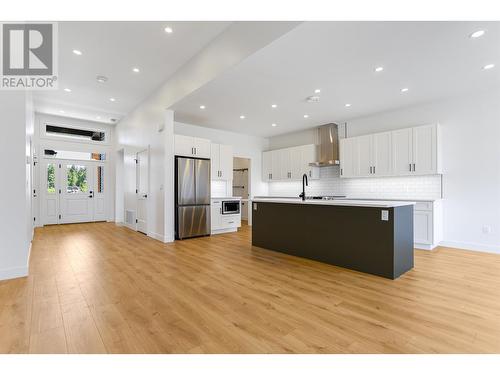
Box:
[340, 168, 343, 176]
[309, 170, 311, 177]
[373, 166, 375, 174]
[409, 163, 412, 171]
[413, 163, 415, 172]
[370, 166, 372, 174]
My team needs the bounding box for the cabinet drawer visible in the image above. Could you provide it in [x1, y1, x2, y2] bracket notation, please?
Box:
[414, 201, 433, 211]
[221, 216, 240, 228]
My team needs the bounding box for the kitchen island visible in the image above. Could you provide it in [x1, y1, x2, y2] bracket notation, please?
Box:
[251, 198, 415, 279]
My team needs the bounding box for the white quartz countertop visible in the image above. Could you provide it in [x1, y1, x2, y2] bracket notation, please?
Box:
[211, 196, 241, 200]
[252, 198, 415, 208]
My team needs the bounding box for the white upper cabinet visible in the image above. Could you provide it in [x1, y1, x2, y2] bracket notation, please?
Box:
[339, 137, 356, 178]
[392, 128, 413, 175]
[174, 134, 211, 158]
[412, 124, 437, 175]
[355, 135, 372, 176]
[194, 138, 211, 159]
[341, 124, 441, 178]
[211, 143, 233, 181]
[262, 144, 319, 182]
[372, 131, 393, 176]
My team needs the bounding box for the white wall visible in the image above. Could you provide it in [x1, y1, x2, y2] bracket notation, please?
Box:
[34, 113, 116, 225]
[175, 121, 269, 199]
[0, 91, 33, 280]
[268, 88, 500, 253]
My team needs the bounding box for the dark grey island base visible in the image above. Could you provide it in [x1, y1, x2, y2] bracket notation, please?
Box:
[251, 199, 414, 279]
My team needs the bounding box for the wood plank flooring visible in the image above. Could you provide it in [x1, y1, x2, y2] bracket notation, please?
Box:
[1, 222, 499, 353]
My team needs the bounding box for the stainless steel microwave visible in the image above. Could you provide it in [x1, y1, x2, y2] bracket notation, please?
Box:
[222, 200, 240, 215]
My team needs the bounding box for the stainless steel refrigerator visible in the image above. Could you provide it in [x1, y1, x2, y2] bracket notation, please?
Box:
[175, 156, 211, 239]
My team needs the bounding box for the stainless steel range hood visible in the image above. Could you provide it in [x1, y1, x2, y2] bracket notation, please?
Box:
[309, 123, 340, 167]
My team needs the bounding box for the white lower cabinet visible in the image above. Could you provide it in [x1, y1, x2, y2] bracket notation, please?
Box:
[211, 199, 241, 235]
[413, 200, 443, 250]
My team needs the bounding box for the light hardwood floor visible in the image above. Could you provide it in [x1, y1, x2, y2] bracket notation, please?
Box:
[1, 222, 499, 353]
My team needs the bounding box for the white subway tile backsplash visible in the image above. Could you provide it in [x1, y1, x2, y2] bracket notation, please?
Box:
[268, 166, 442, 200]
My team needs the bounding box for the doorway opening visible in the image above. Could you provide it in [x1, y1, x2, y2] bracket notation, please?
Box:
[233, 157, 250, 224]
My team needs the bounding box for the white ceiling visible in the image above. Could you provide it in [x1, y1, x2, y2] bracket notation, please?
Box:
[172, 21, 500, 137]
[34, 21, 231, 124]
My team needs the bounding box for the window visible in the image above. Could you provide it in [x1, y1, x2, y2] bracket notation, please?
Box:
[97, 166, 104, 193]
[66, 165, 88, 193]
[44, 149, 106, 161]
[45, 124, 106, 142]
[47, 164, 56, 193]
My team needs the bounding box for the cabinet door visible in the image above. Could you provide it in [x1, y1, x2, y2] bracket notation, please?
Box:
[392, 128, 413, 175]
[412, 125, 436, 175]
[339, 138, 356, 178]
[290, 146, 303, 180]
[210, 144, 220, 180]
[194, 138, 211, 158]
[372, 131, 392, 176]
[211, 201, 222, 231]
[355, 135, 372, 177]
[301, 144, 319, 179]
[270, 150, 281, 181]
[262, 151, 272, 181]
[414, 210, 433, 244]
[219, 144, 233, 180]
[174, 134, 194, 157]
[279, 148, 291, 179]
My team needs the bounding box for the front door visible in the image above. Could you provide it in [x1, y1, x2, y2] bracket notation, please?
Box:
[60, 162, 94, 224]
[136, 149, 149, 234]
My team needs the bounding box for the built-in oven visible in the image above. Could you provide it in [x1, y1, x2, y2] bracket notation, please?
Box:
[222, 200, 240, 215]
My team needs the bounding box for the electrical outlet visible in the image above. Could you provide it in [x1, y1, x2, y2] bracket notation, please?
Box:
[381, 210, 389, 221]
[482, 225, 492, 234]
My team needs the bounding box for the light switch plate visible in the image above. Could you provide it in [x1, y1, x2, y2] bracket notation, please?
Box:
[381, 210, 389, 221]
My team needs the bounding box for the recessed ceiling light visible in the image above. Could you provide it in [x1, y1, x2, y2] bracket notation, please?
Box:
[375, 66, 384, 72]
[483, 63, 495, 70]
[271, 104, 277, 108]
[199, 105, 206, 109]
[109, 97, 116, 102]
[314, 89, 321, 94]
[240, 115, 245, 119]
[132, 67, 140, 73]
[96, 116, 101, 120]
[96, 75, 108, 83]
[63, 88, 71, 92]
[345, 103, 351, 107]
[271, 123, 277, 127]
[72, 49, 82, 55]
[303, 114, 309, 118]
[401, 88, 409, 93]
[59, 110, 65, 114]
[470, 30, 485, 38]
[164, 26, 173, 34]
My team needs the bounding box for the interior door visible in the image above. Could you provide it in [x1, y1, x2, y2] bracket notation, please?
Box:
[41, 160, 60, 225]
[60, 162, 94, 223]
[392, 128, 413, 175]
[136, 149, 149, 234]
[372, 131, 393, 176]
[93, 164, 106, 221]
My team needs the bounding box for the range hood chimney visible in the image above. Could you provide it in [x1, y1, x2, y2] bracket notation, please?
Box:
[310, 123, 340, 167]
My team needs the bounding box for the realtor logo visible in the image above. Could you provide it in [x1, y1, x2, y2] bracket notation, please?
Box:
[1, 22, 58, 90]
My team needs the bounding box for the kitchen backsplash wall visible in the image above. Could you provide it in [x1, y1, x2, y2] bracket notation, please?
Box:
[267, 166, 442, 200]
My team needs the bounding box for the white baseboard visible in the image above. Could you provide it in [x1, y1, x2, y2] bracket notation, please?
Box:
[211, 228, 238, 235]
[439, 240, 500, 254]
[414, 243, 435, 251]
[0, 266, 29, 281]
